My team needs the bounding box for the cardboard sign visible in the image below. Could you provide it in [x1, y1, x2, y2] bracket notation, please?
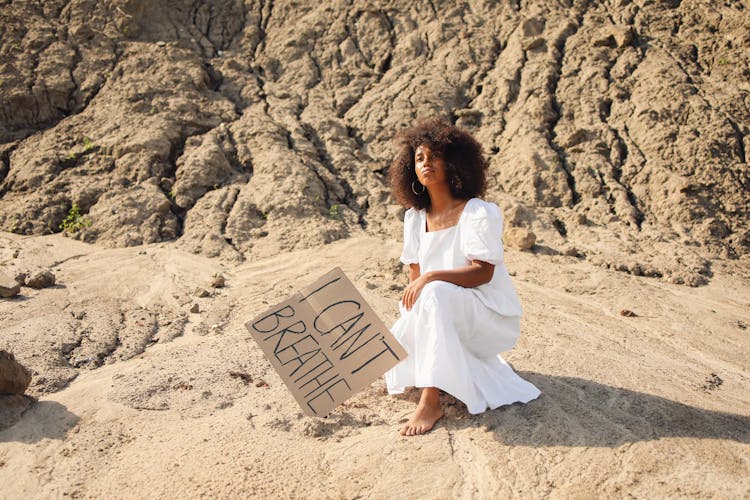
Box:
[245, 267, 407, 417]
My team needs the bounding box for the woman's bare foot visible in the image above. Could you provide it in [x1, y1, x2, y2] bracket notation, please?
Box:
[400, 387, 444, 436]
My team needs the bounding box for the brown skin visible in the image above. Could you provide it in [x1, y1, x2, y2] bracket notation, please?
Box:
[399, 144, 495, 437]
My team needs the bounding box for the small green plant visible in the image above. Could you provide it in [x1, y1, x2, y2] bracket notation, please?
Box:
[8, 215, 20, 234]
[0, 79, 4, 87]
[328, 203, 341, 220]
[65, 152, 77, 161]
[82, 137, 96, 153]
[168, 190, 175, 200]
[717, 57, 730, 66]
[60, 203, 91, 233]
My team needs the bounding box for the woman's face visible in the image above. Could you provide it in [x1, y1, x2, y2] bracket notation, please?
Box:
[414, 144, 448, 188]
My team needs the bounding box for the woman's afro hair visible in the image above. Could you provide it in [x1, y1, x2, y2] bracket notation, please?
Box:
[388, 117, 488, 210]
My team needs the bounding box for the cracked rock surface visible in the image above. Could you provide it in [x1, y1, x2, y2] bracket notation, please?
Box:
[1, 0, 748, 285]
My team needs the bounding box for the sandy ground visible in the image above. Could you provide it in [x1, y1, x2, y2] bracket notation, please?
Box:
[0, 231, 748, 498]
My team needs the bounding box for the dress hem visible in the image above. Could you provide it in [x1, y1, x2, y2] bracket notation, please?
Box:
[386, 383, 541, 415]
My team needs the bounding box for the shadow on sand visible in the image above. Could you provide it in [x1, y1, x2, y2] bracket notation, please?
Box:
[443, 372, 749, 447]
[0, 399, 79, 443]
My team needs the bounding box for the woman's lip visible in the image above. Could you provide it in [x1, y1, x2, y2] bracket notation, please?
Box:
[421, 168, 434, 175]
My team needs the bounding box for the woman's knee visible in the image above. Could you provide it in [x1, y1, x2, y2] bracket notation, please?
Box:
[418, 280, 462, 308]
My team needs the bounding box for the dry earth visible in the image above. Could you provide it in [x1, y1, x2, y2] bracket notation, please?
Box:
[0, 232, 748, 498]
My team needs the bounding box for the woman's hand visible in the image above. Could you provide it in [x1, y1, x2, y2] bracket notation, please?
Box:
[401, 273, 431, 311]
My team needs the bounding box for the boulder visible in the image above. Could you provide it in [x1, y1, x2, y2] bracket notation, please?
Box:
[0, 394, 35, 432]
[0, 271, 20, 298]
[0, 350, 32, 394]
[210, 273, 225, 288]
[27, 270, 56, 289]
[504, 227, 537, 251]
[14, 271, 28, 286]
[564, 246, 585, 258]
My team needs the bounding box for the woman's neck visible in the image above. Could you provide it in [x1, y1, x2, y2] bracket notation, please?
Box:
[427, 184, 459, 214]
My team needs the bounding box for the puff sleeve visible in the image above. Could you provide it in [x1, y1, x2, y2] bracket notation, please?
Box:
[399, 208, 420, 264]
[460, 200, 504, 265]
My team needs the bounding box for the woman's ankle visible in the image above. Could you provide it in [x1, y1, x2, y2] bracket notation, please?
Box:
[419, 387, 441, 406]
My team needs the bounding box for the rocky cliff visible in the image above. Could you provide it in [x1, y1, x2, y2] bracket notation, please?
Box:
[1, 0, 748, 285]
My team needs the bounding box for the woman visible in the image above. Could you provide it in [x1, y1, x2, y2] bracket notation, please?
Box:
[385, 117, 540, 436]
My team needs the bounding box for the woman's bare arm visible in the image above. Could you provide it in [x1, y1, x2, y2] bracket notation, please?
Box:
[421, 261, 494, 288]
[408, 263, 421, 283]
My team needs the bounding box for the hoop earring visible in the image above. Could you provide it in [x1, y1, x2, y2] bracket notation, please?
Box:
[411, 180, 425, 195]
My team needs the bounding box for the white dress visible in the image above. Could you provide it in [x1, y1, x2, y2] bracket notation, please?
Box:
[385, 198, 541, 414]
